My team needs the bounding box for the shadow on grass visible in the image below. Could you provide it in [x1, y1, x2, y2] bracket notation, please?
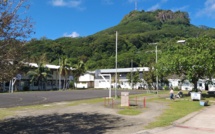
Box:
[183, 92, 215, 98]
[0, 112, 124, 134]
[202, 93, 215, 98]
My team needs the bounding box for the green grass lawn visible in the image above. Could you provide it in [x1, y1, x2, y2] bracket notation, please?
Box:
[145, 98, 203, 129]
[145, 90, 215, 129]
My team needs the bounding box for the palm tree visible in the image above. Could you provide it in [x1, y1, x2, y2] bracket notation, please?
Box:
[27, 63, 52, 90]
[59, 57, 71, 90]
[72, 60, 86, 88]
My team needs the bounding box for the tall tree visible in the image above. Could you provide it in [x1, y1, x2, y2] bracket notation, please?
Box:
[72, 60, 86, 87]
[0, 0, 33, 82]
[157, 36, 215, 91]
[59, 57, 71, 89]
[27, 54, 52, 90]
[143, 66, 156, 90]
[27, 63, 52, 90]
[126, 69, 141, 89]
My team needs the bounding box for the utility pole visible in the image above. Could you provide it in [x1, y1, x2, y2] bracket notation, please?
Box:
[131, 59, 133, 90]
[115, 31, 118, 98]
[59, 58, 61, 90]
[156, 46, 158, 94]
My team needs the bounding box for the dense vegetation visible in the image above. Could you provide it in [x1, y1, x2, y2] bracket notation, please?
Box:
[157, 36, 215, 91]
[23, 10, 215, 71]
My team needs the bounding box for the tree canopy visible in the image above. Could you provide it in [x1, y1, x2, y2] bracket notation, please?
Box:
[157, 36, 215, 90]
[0, 0, 33, 82]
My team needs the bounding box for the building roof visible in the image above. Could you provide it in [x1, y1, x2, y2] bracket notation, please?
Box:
[28, 63, 60, 69]
[89, 67, 149, 74]
[27, 63, 149, 74]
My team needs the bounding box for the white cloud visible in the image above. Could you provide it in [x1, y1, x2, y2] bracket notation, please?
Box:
[63, 32, 80, 38]
[50, 0, 82, 8]
[147, 4, 160, 11]
[147, 0, 168, 11]
[171, 5, 189, 12]
[197, 0, 215, 18]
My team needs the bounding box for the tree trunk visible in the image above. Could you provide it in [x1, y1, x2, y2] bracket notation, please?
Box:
[192, 78, 198, 92]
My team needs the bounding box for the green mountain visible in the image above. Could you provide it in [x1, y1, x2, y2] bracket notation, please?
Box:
[24, 10, 215, 70]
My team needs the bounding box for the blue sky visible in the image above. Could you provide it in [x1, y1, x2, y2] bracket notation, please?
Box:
[26, 0, 215, 40]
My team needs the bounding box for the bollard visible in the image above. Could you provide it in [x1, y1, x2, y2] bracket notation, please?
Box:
[143, 97, 146, 108]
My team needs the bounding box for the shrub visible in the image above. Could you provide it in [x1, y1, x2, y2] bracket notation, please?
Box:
[69, 81, 75, 89]
[163, 85, 169, 90]
[173, 86, 180, 91]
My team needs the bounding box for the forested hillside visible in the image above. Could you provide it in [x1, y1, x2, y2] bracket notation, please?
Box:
[23, 10, 215, 70]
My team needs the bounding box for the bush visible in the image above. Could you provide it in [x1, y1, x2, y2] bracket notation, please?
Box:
[163, 85, 169, 90]
[69, 81, 75, 89]
[173, 86, 180, 91]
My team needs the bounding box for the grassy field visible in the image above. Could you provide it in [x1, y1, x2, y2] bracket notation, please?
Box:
[145, 99, 203, 128]
[117, 90, 215, 128]
[145, 90, 215, 129]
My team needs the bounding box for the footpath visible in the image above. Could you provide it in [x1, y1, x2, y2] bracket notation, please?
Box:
[136, 103, 215, 134]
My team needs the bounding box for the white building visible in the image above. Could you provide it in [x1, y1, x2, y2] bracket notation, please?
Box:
[91, 67, 149, 89]
[75, 73, 94, 88]
[168, 79, 181, 88]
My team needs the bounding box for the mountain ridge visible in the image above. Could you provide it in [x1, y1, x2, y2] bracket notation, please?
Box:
[24, 9, 215, 70]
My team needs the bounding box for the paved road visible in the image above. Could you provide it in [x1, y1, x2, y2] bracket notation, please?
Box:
[0, 89, 146, 108]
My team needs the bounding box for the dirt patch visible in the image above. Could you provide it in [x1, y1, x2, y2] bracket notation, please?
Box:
[0, 97, 168, 134]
